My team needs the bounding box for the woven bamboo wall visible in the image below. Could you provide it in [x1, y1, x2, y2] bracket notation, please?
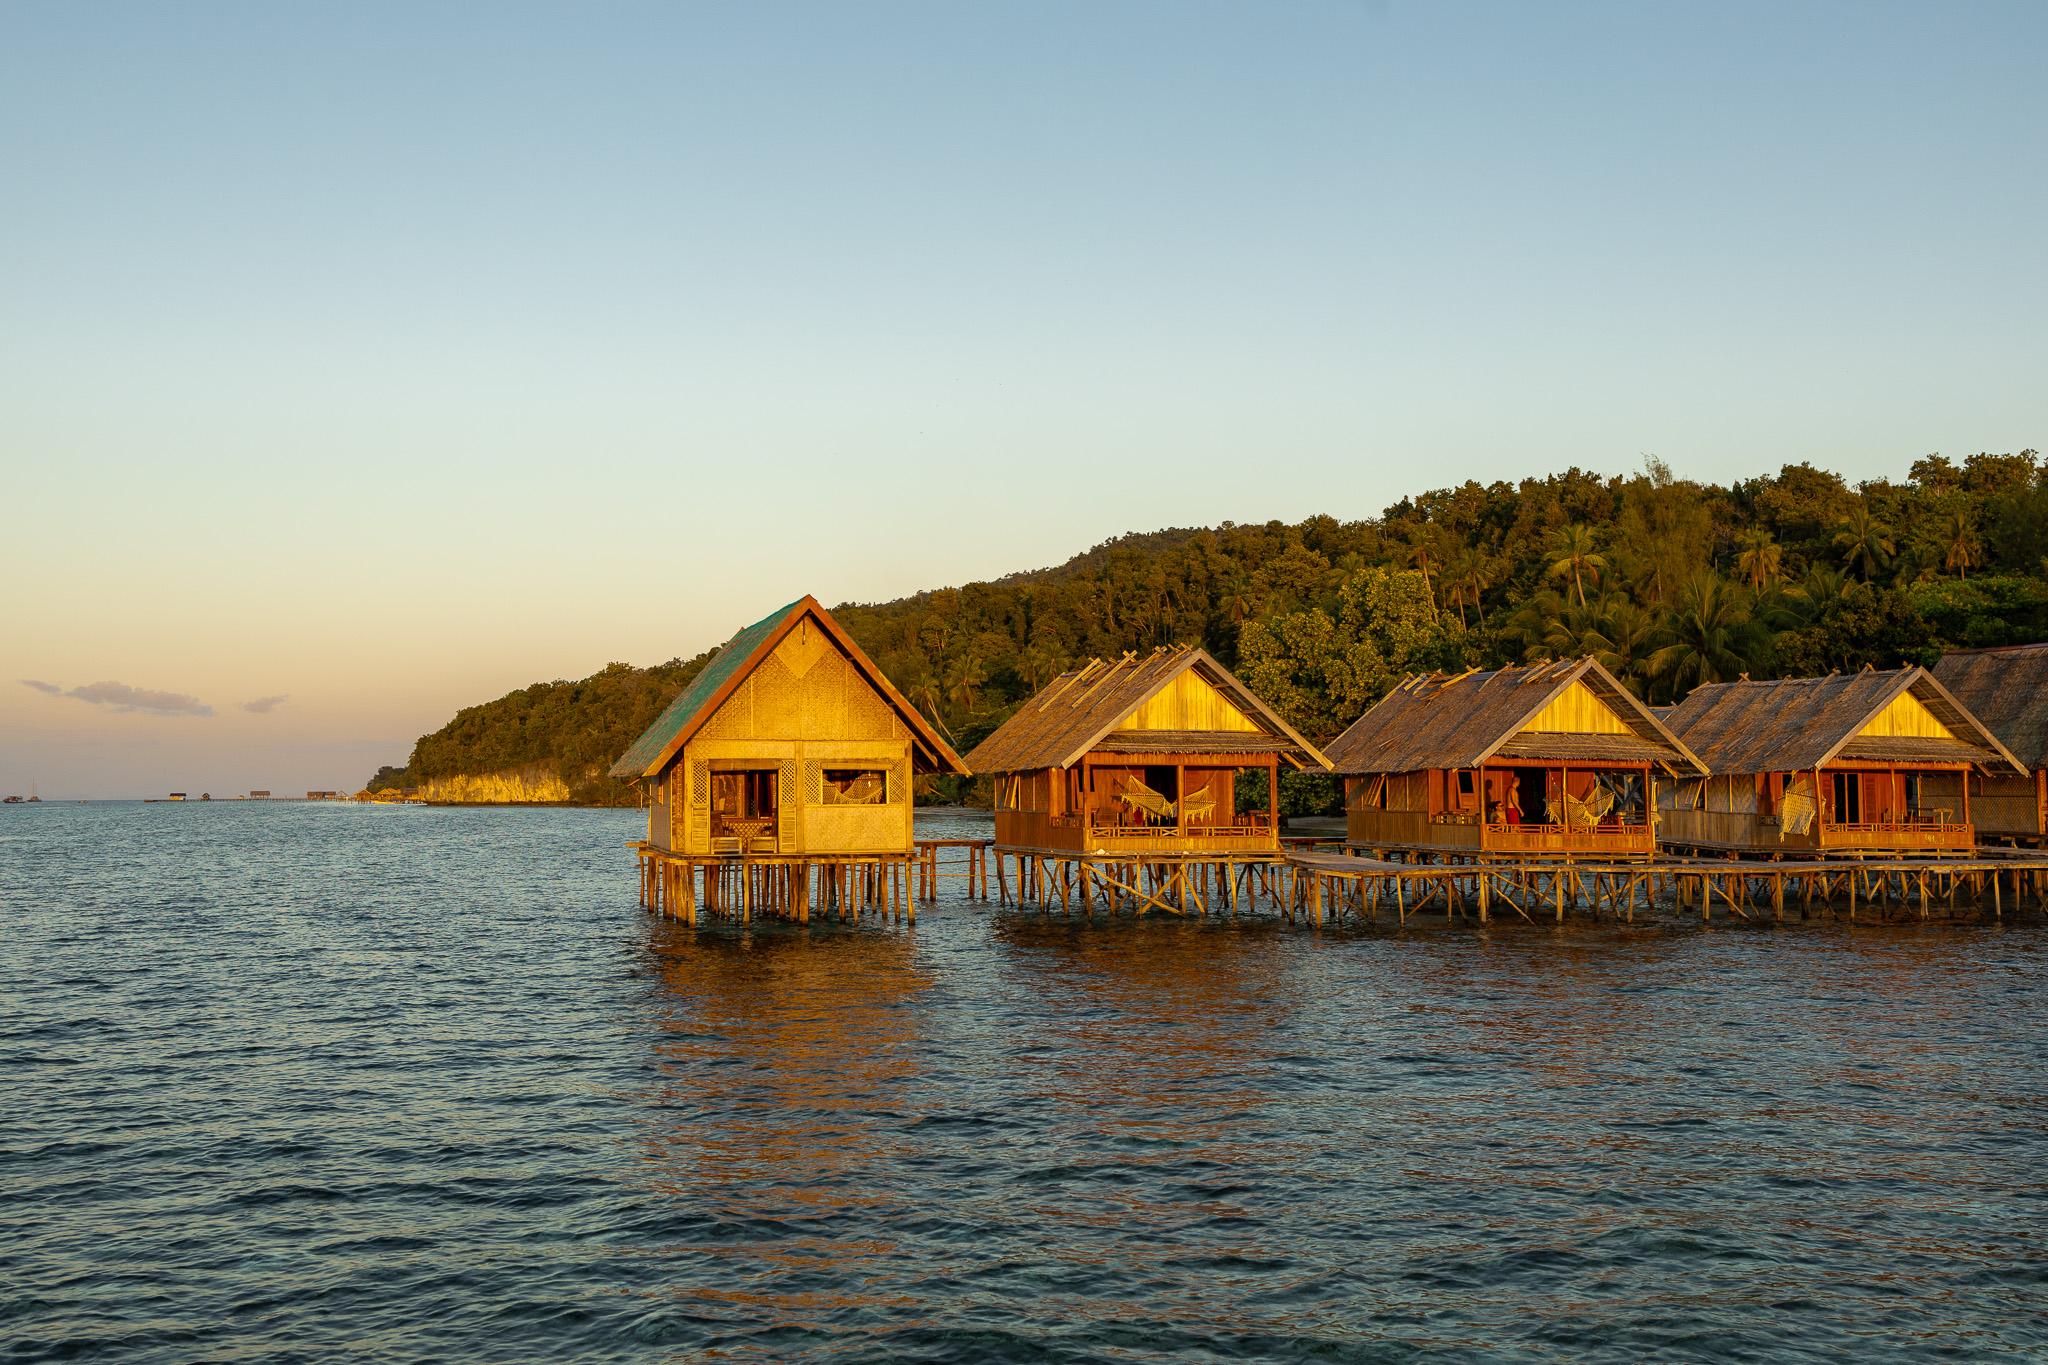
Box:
[672, 621, 912, 855]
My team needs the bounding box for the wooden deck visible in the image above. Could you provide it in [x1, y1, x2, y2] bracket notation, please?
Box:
[633, 833, 2048, 930]
[1284, 848, 2048, 926]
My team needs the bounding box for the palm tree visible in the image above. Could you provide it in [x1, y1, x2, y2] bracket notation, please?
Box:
[1733, 527, 1783, 591]
[1593, 600, 1667, 699]
[904, 669, 952, 740]
[1443, 547, 1494, 629]
[1544, 523, 1606, 607]
[1832, 506, 1896, 582]
[1934, 508, 1984, 580]
[1218, 572, 1255, 625]
[1649, 571, 1757, 699]
[943, 654, 987, 714]
[1394, 530, 1440, 620]
[1018, 643, 1066, 693]
[1790, 564, 1857, 617]
[1538, 592, 1613, 662]
[1501, 591, 1567, 662]
[1892, 537, 1943, 586]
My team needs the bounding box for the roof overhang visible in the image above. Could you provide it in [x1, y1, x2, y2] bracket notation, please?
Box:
[1047, 649, 1331, 772]
[1807, 668, 2026, 777]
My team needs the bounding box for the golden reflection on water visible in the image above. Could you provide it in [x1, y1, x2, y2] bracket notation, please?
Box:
[989, 917, 1296, 1129]
[621, 905, 2036, 1347]
[633, 922, 935, 1326]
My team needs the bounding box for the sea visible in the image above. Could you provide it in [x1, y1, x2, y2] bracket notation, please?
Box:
[4, 801, 2045, 1363]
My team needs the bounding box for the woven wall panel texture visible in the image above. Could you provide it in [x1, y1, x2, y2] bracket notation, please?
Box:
[753, 656, 801, 736]
[801, 651, 849, 738]
[700, 678, 752, 740]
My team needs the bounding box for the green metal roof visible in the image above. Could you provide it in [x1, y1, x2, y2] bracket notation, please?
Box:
[607, 599, 804, 778]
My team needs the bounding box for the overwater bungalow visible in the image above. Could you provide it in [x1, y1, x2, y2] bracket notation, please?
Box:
[610, 596, 967, 859]
[1932, 643, 2048, 847]
[1659, 667, 2025, 856]
[1323, 657, 1705, 859]
[964, 645, 1329, 859]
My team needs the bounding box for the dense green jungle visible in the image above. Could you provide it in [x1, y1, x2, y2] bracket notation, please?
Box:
[370, 453, 2048, 810]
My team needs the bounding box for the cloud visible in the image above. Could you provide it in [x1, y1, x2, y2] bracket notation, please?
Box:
[21, 679, 62, 694]
[61, 681, 214, 717]
[240, 694, 290, 714]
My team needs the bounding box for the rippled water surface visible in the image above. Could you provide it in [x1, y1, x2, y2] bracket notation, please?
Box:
[5, 802, 2046, 1363]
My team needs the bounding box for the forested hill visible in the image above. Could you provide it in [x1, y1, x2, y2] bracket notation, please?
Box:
[374, 452, 2048, 804]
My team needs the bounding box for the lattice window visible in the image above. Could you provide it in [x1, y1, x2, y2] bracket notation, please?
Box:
[690, 760, 709, 808]
[803, 760, 824, 804]
[780, 760, 800, 851]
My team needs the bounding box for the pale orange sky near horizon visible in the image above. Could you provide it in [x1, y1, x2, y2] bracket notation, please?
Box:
[6, 3, 2044, 798]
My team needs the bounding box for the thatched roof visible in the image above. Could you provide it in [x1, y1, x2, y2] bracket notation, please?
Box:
[1933, 643, 2048, 770]
[962, 646, 1329, 775]
[1322, 657, 1705, 775]
[1663, 667, 2024, 776]
[608, 597, 967, 779]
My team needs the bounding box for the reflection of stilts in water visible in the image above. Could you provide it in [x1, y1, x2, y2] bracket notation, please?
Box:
[637, 849, 921, 926]
[635, 929, 931, 1322]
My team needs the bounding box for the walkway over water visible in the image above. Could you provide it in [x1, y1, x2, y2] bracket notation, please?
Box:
[1285, 848, 2048, 926]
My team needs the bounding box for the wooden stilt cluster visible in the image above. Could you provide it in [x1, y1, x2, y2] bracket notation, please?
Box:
[1284, 850, 2048, 926]
[636, 845, 921, 925]
[993, 850, 1296, 918]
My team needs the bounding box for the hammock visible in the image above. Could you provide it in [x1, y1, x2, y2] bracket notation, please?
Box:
[1179, 781, 1216, 823]
[824, 772, 886, 806]
[1781, 775, 1817, 835]
[1564, 784, 1614, 827]
[1117, 777, 1176, 823]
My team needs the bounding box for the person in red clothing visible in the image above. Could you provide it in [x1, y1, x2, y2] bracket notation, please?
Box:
[1503, 780, 1522, 826]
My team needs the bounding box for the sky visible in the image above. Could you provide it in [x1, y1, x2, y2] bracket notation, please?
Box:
[4, 1, 2044, 798]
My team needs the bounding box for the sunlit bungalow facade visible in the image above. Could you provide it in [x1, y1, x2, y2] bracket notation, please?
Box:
[610, 597, 967, 858]
[1324, 657, 1707, 860]
[964, 645, 1330, 859]
[1658, 667, 2025, 856]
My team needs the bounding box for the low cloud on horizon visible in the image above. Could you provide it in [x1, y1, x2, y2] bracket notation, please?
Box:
[240, 695, 290, 714]
[21, 679, 214, 717]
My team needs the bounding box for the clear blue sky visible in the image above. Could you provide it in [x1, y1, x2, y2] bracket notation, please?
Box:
[4, 1, 2043, 796]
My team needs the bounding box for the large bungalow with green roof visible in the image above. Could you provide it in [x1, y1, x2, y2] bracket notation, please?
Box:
[610, 597, 966, 860]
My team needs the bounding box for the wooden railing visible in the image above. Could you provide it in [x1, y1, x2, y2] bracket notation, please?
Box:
[1484, 823, 1652, 852]
[1821, 821, 1972, 846]
[1088, 820, 1273, 837]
